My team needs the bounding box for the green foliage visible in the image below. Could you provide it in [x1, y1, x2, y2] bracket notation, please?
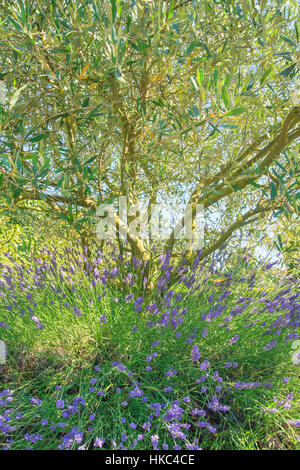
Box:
[0, 247, 298, 449]
[0, 0, 299, 260]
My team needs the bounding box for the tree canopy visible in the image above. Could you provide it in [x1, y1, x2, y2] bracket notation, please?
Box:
[0, 0, 299, 263]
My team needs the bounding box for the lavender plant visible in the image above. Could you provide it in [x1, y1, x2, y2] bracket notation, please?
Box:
[0, 242, 299, 450]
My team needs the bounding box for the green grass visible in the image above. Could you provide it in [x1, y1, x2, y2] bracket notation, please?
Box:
[0, 253, 299, 450]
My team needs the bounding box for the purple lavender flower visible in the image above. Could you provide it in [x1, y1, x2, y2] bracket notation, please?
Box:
[192, 344, 200, 362]
[94, 438, 105, 448]
[199, 360, 210, 371]
[56, 399, 65, 409]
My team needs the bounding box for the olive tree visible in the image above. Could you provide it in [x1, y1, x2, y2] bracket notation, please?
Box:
[0, 0, 299, 267]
